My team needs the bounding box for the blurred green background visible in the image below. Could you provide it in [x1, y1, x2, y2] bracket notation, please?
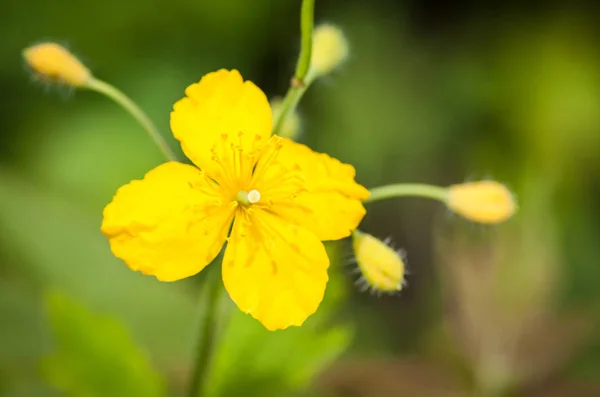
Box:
[2, 1, 600, 396]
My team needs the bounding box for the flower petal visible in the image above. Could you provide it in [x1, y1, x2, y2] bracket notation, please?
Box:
[256, 138, 370, 241]
[101, 162, 234, 282]
[222, 209, 329, 330]
[170, 69, 272, 182]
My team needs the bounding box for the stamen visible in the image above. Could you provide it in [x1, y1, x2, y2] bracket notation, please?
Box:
[259, 173, 305, 197]
[250, 136, 284, 186]
[210, 142, 234, 189]
[187, 172, 223, 199]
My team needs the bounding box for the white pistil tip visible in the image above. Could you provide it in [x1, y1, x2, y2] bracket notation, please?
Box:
[248, 189, 261, 204]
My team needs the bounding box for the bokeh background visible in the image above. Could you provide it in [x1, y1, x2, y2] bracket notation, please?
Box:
[2, 1, 600, 396]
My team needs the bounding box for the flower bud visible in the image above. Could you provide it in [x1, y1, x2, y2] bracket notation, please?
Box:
[23, 43, 90, 87]
[271, 98, 301, 140]
[447, 181, 516, 224]
[352, 230, 406, 294]
[310, 24, 349, 77]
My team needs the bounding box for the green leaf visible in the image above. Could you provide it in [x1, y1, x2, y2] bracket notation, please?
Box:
[205, 243, 353, 397]
[0, 279, 54, 396]
[0, 168, 196, 363]
[0, 281, 45, 368]
[42, 290, 166, 397]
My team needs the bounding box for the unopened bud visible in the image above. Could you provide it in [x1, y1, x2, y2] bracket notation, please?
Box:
[23, 43, 90, 87]
[447, 181, 516, 224]
[271, 98, 301, 140]
[352, 230, 406, 294]
[310, 24, 349, 78]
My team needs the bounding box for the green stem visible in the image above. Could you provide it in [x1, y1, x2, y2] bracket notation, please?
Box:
[295, 0, 315, 82]
[85, 77, 178, 161]
[365, 183, 449, 203]
[272, 83, 309, 136]
[187, 265, 224, 397]
[272, 0, 315, 136]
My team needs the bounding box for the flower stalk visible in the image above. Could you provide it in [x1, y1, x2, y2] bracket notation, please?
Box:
[295, 0, 315, 83]
[272, 0, 314, 136]
[366, 182, 516, 224]
[365, 183, 449, 203]
[187, 265, 225, 397]
[85, 77, 177, 161]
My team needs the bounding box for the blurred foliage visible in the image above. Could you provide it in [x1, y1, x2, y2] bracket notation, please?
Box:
[2, 0, 600, 396]
[42, 290, 165, 397]
[207, 244, 352, 397]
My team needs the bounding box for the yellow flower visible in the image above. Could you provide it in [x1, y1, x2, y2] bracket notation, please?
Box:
[101, 70, 369, 330]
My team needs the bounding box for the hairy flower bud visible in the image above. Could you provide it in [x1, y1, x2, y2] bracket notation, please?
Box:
[352, 230, 406, 293]
[447, 181, 516, 224]
[23, 43, 90, 87]
[310, 24, 349, 77]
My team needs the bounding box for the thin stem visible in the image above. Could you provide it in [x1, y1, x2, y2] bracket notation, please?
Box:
[272, 0, 315, 136]
[295, 0, 315, 82]
[187, 265, 224, 397]
[365, 183, 449, 203]
[85, 77, 178, 161]
[272, 83, 309, 136]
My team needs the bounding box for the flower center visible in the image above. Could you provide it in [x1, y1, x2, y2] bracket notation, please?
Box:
[236, 189, 261, 206]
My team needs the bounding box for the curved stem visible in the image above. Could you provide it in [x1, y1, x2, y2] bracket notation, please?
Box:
[85, 77, 178, 161]
[272, 0, 315, 136]
[365, 183, 448, 204]
[272, 83, 309, 136]
[187, 265, 224, 397]
[295, 0, 315, 82]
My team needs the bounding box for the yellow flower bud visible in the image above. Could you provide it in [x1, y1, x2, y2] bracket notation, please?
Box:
[23, 43, 91, 87]
[447, 181, 516, 224]
[310, 24, 349, 77]
[352, 230, 406, 294]
[271, 98, 301, 140]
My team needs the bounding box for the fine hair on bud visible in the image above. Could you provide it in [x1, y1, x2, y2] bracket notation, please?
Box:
[310, 24, 349, 78]
[446, 180, 517, 224]
[352, 230, 406, 295]
[23, 42, 91, 88]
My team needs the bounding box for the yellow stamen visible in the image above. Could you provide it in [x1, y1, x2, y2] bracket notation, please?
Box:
[250, 136, 284, 186]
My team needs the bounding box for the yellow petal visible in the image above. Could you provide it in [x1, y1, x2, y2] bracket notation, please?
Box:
[222, 209, 329, 330]
[255, 138, 370, 241]
[101, 162, 234, 282]
[170, 69, 272, 184]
